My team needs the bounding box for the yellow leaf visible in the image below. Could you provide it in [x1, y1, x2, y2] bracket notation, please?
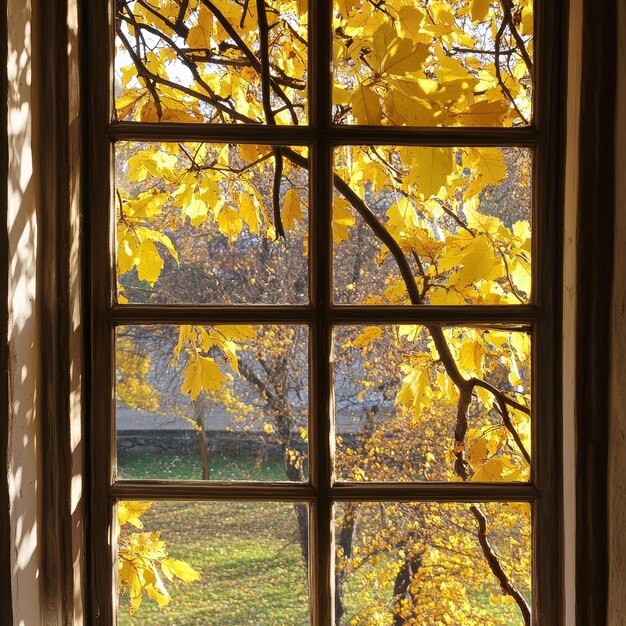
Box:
[117, 501, 153, 528]
[472, 458, 504, 482]
[135, 227, 178, 264]
[187, 25, 209, 50]
[381, 38, 428, 76]
[463, 147, 507, 199]
[511, 257, 531, 296]
[402, 147, 453, 198]
[337, 0, 360, 16]
[459, 340, 483, 374]
[397, 364, 431, 413]
[352, 326, 384, 348]
[181, 356, 225, 400]
[455, 234, 500, 285]
[240, 193, 260, 235]
[384, 88, 434, 126]
[159, 107, 198, 123]
[282, 188, 302, 230]
[217, 325, 257, 342]
[397, 325, 421, 342]
[470, 0, 492, 22]
[238, 143, 260, 163]
[135, 241, 164, 286]
[386, 197, 419, 233]
[333, 197, 356, 244]
[469, 438, 488, 465]
[217, 205, 243, 241]
[161, 558, 202, 583]
[116, 91, 143, 119]
[350, 84, 382, 124]
[140, 100, 160, 122]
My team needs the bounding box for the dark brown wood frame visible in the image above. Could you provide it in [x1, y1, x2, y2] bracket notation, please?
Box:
[83, 1, 567, 624]
[574, 0, 617, 623]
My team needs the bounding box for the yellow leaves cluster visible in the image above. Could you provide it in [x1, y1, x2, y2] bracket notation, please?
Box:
[117, 189, 179, 289]
[334, 0, 532, 127]
[335, 144, 531, 306]
[116, 0, 308, 124]
[115, 336, 160, 412]
[117, 502, 201, 613]
[173, 325, 257, 401]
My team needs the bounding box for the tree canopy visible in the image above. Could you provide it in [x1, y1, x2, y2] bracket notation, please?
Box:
[112, 0, 535, 623]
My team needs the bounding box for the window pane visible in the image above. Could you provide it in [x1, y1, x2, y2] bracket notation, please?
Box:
[115, 0, 308, 124]
[333, 325, 531, 482]
[116, 324, 309, 482]
[115, 142, 309, 304]
[333, 146, 532, 305]
[333, 0, 533, 126]
[334, 501, 531, 625]
[117, 500, 310, 624]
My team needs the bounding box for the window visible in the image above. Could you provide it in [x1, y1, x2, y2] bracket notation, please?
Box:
[85, 0, 564, 623]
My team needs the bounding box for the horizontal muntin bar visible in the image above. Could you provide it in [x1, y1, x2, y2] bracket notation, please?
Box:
[328, 305, 536, 325]
[111, 480, 538, 502]
[109, 304, 536, 326]
[107, 121, 539, 146]
[330, 482, 538, 502]
[111, 480, 318, 501]
[110, 305, 316, 323]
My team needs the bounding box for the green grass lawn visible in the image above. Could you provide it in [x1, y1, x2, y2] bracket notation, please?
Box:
[117, 454, 309, 625]
[117, 453, 290, 482]
[118, 501, 310, 626]
[116, 454, 528, 625]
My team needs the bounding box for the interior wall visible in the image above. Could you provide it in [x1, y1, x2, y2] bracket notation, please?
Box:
[6, 0, 42, 623]
[609, 2, 626, 623]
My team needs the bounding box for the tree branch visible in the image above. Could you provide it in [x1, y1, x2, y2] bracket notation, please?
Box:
[469, 504, 531, 625]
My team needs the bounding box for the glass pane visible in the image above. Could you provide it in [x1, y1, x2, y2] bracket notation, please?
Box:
[335, 502, 531, 625]
[117, 500, 310, 625]
[115, 142, 309, 304]
[333, 146, 532, 305]
[116, 324, 309, 481]
[115, 0, 308, 124]
[333, 0, 533, 126]
[333, 325, 531, 482]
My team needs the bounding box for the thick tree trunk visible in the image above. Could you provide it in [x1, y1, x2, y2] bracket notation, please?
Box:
[335, 502, 357, 625]
[392, 552, 422, 625]
[283, 447, 309, 571]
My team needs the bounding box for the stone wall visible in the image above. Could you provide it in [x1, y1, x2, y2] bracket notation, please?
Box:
[117, 429, 310, 459]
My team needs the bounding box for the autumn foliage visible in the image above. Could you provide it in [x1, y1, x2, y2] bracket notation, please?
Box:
[113, 0, 535, 623]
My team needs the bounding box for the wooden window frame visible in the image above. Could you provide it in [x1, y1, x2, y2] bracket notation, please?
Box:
[83, 1, 568, 624]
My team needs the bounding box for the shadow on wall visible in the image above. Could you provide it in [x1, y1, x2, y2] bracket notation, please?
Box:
[7, 1, 39, 623]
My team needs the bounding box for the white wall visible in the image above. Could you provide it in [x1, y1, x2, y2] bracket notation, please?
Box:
[7, 0, 41, 623]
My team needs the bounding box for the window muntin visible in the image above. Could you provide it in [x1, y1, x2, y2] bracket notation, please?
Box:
[88, 0, 562, 624]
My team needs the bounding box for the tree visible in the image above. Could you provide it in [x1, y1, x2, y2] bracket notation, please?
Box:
[112, 0, 535, 623]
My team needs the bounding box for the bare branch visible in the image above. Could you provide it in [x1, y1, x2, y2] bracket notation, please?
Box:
[469, 504, 531, 626]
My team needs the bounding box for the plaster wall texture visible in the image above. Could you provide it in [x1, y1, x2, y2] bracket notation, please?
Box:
[608, 2, 626, 623]
[7, 0, 42, 623]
